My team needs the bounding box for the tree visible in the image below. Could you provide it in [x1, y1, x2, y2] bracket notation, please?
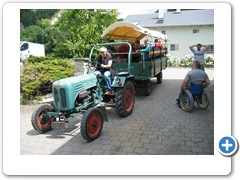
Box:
[20, 19, 56, 54]
[52, 9, 119, 58]
[20, 9, 59, 27]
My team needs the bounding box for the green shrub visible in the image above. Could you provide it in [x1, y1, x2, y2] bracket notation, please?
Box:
[20, 56, 74, 102]
[204, 54, 214, 68]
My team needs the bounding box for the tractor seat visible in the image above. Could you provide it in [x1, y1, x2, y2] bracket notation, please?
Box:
[118, 72, 129, 76]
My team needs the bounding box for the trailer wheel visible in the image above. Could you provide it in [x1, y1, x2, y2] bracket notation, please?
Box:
[81, 107, 103, 142]
[143, 80, 151, 96]
[157, 72, 162, 84]
[115, 80, 135, 117]
[31, 104, 54, 133]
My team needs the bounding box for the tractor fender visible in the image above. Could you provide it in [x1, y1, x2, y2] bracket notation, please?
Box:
[111, 76, 127, 88]
[95, 103, 108, 122]
[111, 75, 135, 88]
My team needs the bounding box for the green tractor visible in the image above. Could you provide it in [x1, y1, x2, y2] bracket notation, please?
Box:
[31, 21, 168, 142]
[31, 42, 135, 142]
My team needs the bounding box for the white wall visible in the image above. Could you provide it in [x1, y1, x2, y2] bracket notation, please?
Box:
[150, 25, 214, 58]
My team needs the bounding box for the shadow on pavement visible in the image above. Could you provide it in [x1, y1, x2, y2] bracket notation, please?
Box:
[21, 77, 214, 155]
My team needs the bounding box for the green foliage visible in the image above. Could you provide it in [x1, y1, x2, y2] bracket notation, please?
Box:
[20, 56, 74, 101]
[20, 9, 59, 27]
[20, 9, 119, 58]
[20, 19, 56, 54]
[52, 9, 119, 58]
[204, 54, 214, 67]
[20, 25, 43, 42]
[167, 54, 214, 68]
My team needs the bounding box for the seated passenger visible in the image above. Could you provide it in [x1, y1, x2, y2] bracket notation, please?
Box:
[142, 39, 150, 49]
[116, 43, 129, 60]
[107, 39, 116, 53]
[116, 42, 141, 62]
[94, 47, 114, 95]
[134, 40, 141, 50]
[154, 39, 163, 49]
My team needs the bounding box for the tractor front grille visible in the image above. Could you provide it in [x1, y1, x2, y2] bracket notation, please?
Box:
[53, 87, 67, 108]
[59, 88, 67, 108]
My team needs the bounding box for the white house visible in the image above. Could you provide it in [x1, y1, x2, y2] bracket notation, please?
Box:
[125, 9, 214, 58]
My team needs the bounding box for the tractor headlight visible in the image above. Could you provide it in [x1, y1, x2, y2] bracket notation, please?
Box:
[115, 77, 122, 87]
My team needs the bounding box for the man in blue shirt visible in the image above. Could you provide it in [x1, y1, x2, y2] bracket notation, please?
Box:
[189, 43, 209, 71]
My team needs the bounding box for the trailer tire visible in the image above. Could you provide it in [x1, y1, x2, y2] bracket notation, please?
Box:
[115, 80, 135, 117]
[31, 104, 54, 133]
[157, 72, 162, 84]
[143, 80, 151, 96]
[81, 107, 103, 142]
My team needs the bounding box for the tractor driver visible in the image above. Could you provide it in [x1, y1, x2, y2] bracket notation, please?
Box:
[94, 47, 114, 95]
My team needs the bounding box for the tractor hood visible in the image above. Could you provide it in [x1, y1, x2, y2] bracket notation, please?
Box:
[52, 73, 98, 111]
[53, 73, 97, 91]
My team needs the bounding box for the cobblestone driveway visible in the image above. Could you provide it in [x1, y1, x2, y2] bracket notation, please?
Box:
[20, 68, 214, 155]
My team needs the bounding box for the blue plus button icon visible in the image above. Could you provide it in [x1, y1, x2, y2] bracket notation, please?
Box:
[218, 136, 238, 156]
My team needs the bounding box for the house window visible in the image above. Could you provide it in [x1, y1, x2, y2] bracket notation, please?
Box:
[206, 45, 214, 54]
[170, 44, 179, 51]
[193, 29, 200, 33]
[162, 30, 166, 34]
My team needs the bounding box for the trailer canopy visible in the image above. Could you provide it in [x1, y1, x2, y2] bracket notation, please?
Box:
[101, 21, 168, 42]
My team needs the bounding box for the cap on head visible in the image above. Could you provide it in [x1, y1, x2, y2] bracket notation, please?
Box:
[99, 47, 107, 52]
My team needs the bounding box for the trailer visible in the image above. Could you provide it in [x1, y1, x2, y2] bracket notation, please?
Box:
[100, 21, 169, 95]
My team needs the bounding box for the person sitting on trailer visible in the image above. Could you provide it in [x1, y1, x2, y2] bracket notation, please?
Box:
[107, 39, 116, 53]
[134, 40, 142, 50]
[154, 39, 163, 49]
[143, 39, 149, 49]
[116, 41, 141, 62]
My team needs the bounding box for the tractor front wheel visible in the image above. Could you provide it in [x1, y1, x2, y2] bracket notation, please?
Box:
[81, 107, 104, 142]
[31, 104, 54, 133]
[115, 81, 135, 117]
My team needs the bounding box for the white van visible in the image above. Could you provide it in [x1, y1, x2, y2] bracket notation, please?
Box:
[20, 41, 45, 62]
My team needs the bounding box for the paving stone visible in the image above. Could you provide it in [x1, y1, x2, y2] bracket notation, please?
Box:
[134, 147, 147, 154]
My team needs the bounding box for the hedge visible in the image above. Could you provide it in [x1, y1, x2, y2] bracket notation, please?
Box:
[20, 55, 74, 102]
[167, 54, 214, 68]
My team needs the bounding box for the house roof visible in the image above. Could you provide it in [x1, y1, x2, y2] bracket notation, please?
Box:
[124, 9, 214, 28]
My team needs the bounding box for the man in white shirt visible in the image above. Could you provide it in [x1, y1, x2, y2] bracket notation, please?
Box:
[189, 43, 209, 71]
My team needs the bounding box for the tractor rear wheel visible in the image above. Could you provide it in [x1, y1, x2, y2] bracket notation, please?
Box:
[115, 80, 135, 117]
[81, 107, 103, 142]
[31, 104, 54, 133]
